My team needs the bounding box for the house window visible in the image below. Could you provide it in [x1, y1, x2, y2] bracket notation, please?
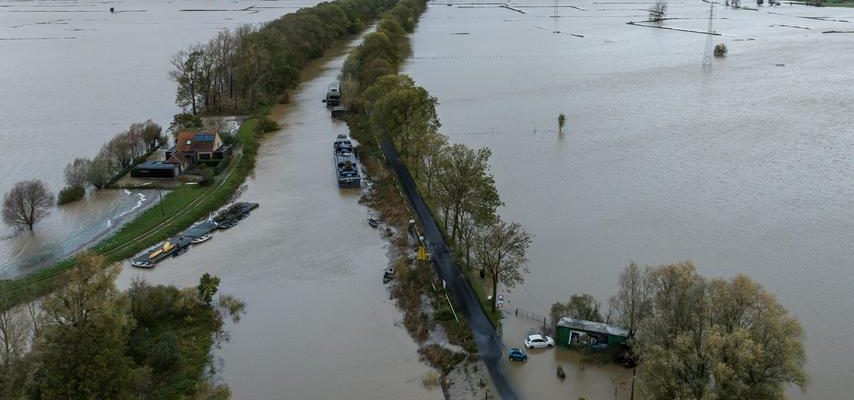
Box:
[199, 153, 211, 160]
[186, 140, 192, 145]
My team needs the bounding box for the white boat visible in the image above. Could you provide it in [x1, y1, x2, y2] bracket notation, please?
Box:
[190, 234, 212, 244]
[131, 260, 154, 268]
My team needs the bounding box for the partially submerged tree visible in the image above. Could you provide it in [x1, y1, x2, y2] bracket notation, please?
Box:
[557, 113, 567, 134]
[638, 262, 807, 400]
[64, 158, 90, 189]
[86, 153, 114, 189]
[474, 219, 532, 312]
[2, 179, 54, 231]
[197, 273, 221, 306]
[649, 0, 667, 22]
[714, 43, 728, 57]
[609, 262, 652, 340]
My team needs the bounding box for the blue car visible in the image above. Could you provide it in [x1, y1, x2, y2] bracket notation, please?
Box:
[508, 348, 528, 362]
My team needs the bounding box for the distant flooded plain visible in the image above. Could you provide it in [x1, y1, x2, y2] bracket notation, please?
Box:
[403, 1, 854, 398]
[0, 0, 316, 278]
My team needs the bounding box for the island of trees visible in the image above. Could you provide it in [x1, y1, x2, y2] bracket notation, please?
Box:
[552, 262, 807, 399]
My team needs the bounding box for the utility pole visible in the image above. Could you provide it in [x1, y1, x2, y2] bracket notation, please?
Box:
[702, 2, 715, 72]
[158, 187, 165, 216]
[553, 0, 559, 18]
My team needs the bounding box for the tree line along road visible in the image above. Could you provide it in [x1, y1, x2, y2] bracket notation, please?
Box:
[380, 139, 519, 400]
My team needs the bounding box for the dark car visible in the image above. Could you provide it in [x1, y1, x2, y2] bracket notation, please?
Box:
[508, 348, 528, 362]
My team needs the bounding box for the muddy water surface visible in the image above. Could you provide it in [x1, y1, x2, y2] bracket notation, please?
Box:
[117, 41, 441, 400]
[403, 1, 854, 398]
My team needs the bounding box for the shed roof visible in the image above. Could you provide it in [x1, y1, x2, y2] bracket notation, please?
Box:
[176, 131, 220, 153]
[165, 152, 189, 165]
[557, 317, 629, 338]
[134, 161, 178, 170]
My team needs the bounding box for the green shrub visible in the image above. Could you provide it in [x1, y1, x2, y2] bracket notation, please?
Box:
[198, 168, 214, 187]
[57, 185, 85, 205]
[257, 117, 280, 133]
[171, 113, 202, 131]
[714, 43, 728, 57]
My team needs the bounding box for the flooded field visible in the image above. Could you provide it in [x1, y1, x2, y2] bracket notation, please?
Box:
[117, 41, 441, 399]
[403, 1, 854, 398]
[0, 0, 316, 277]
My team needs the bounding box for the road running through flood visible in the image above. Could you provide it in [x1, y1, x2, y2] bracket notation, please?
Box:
[117, 37, 441, 400]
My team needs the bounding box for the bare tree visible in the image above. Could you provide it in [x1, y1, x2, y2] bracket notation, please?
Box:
[64, 157, 90, 188]
[170, 47, 204, 115]
[0, 298, 27, 366]
[2, 179, 54, 231]
[125, 124, 151, 161]
[86, 152, 114, 189]
[105, 132, 137, 170]
[202, 118, 228, 135]
[609, 262, 652, 340]
[649, 0, 667, 22]
[474, 219, 533, 311]
[139, 120, 164, 151]
[25, 298, 44, 338]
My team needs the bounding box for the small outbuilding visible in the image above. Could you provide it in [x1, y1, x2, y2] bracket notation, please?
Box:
[556, 317, 628, 349]
[131, 160, 180, 179]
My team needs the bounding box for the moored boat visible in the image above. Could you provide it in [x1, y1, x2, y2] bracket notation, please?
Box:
[190, 234, 212, 244]
[334, 135, 361, 188]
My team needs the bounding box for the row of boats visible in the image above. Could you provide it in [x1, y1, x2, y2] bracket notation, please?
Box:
[325, 82, 386, 283]
[131, 202, 259, 268]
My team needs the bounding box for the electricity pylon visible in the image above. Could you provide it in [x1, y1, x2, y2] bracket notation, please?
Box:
[702, 2, 715, 72]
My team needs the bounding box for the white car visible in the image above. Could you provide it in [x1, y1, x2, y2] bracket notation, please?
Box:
[524, 334, 555, 349]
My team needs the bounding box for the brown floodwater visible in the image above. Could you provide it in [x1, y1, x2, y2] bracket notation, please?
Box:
[402, 1, 854, 398]
[117, 39, 441, 399]
[0, 0, 317, 278]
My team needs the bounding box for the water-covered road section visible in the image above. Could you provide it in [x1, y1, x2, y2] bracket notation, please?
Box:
[381, 139, 519, 400]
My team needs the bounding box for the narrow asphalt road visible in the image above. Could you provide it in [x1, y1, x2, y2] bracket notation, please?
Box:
[381, 139, 519, 400]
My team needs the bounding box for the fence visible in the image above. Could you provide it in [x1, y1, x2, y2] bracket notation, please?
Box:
[515, 308, 551, 332]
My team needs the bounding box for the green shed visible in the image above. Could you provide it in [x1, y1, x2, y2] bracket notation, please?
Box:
[555, 317, 628, 349]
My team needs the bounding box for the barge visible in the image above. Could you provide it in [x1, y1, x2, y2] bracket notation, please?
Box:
[130, 202, 259, 268]
[325, 81, 341, 107]
[334, 134, 361, 188]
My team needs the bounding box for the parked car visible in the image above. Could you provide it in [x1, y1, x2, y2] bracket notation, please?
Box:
[508, 348, 528, 362]
[524, 334, 555, 349]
